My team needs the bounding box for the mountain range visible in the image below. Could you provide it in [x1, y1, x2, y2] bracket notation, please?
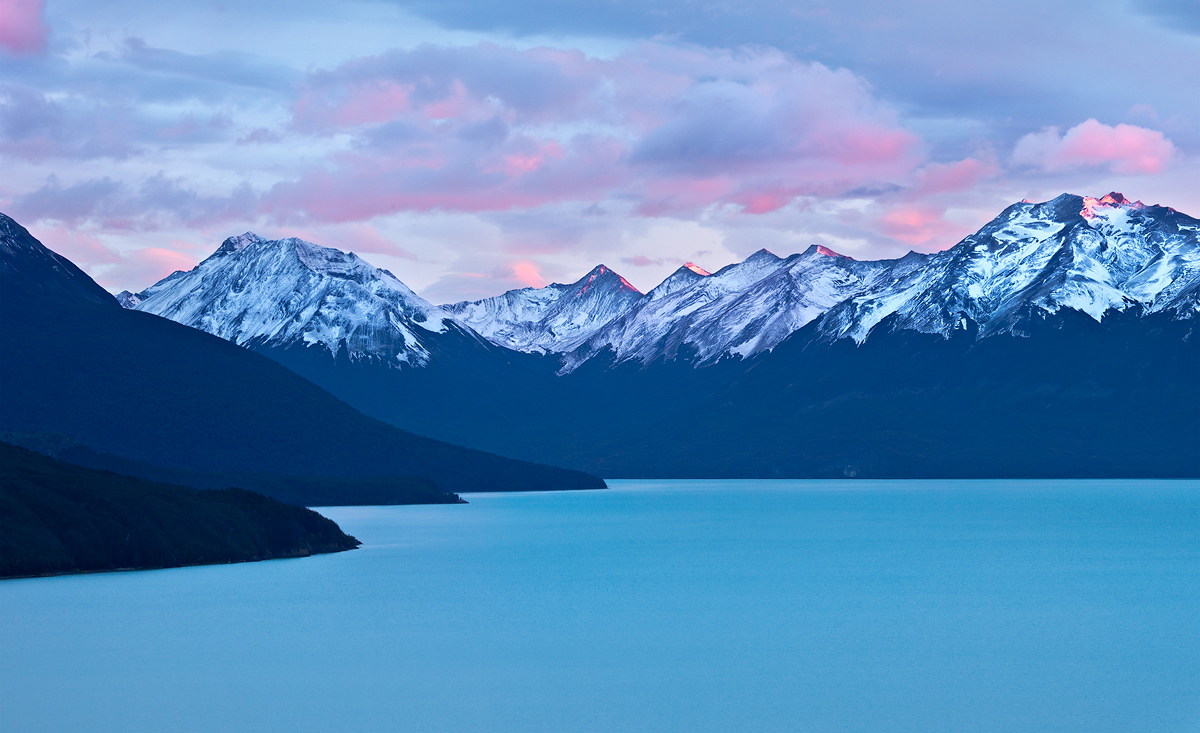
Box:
[122, 192, 1198, 368]
[58, 193, 1200, 477]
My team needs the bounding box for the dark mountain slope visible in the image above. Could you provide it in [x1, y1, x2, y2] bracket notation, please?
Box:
[0, 214, 604, 495]
[543, 307, 1199, 478]
[1, 442, 359, 579]
[0, 431, 462, 506]
[280, 305, 1198, 479]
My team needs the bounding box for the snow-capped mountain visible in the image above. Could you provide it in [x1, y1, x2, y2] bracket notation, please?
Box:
[442, 264, 643, 354]
[115, 291, 144, 309]
[124, 232, 456, 367]
[560, 246, 909, 370]
[92, 197, 1195, 479]
[818, 193, 1199, 343]
[119, 193, 1197, 377]
[447, 192, 1194, 371]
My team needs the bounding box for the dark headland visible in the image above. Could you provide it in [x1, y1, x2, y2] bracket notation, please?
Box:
[0, 442, 360, 580]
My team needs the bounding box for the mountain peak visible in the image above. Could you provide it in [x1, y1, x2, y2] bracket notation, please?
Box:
[646, 262, 711, 300]
[115, 290, 144, 309]
[0, 212, 119, 308]
[745, 248, 781, 263]
[446, 262, 644, 354]
[576, 264, 641, 295]
[1081, 192, 1146, 219]
[815, 245, 854, 260]
[212, 232, 265, 258]
[124, 231, 448, 366]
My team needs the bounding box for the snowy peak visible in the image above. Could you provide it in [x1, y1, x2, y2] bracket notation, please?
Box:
[573, 264, 642, 298]
[211, 232, 264, 258]
[549, 192, 1197, 370]
[443, 263, 644, 354]
[743, 248, 781, 265]
[648, 262, 711, 300]
[125, 233, 451, 367]
[818, 192, 1199, 343]
[1081, 192, 1145, 219]
[561, 242, 899, 371]
[815, 245, 853, 260]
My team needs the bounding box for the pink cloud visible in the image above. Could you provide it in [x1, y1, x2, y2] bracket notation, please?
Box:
[294, 81, 412, 131]
[1011, 119, 1175, 175]
[908, 157, 996, 197]
[29, 227, 200, 292]
[88, 246, 199, 291]
[34, 225, 120, 267]
[737, 192, 794, 215]
[260, 133, 625, 222]
[0, 0, 47, 56]
[509, 260, 545, 288]
[621, 255, 665, 267]
[878, 205, 969, 248]
[270, 43, 923, 223]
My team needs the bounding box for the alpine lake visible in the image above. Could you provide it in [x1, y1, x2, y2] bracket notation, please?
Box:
[2, 479, 1197, 732]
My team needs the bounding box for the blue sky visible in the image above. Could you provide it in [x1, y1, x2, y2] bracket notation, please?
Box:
[1, 0, 1197, 300]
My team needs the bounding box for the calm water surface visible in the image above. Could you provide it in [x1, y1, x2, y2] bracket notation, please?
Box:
[2, 479, 1198, 732]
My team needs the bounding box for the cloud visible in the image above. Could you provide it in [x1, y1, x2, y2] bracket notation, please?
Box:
[508, 260, 545, 288]
[10, 173, 255, 230]
[906, 157, 997, 197]
[0, 81, 221, 162]
[117, 37, 300, 92]
[1133, 0, 1200, 35]
[860, 156, 1000, 251]
[0, 0, 47, 56]
[263, 42, 921, 222]
[621, 255, 663, 267]
[3, 2, 1198, 302]
[877, 205, 965, 248]
[1011, 119, 1176, 175]
[31, 224, 200, 290]
[33, 225, 120, 267]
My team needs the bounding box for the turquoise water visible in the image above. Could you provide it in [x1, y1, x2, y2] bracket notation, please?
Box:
[1, 479, 1198, 732]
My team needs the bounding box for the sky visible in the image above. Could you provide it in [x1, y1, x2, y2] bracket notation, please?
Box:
[1, 0, 1197, 301]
